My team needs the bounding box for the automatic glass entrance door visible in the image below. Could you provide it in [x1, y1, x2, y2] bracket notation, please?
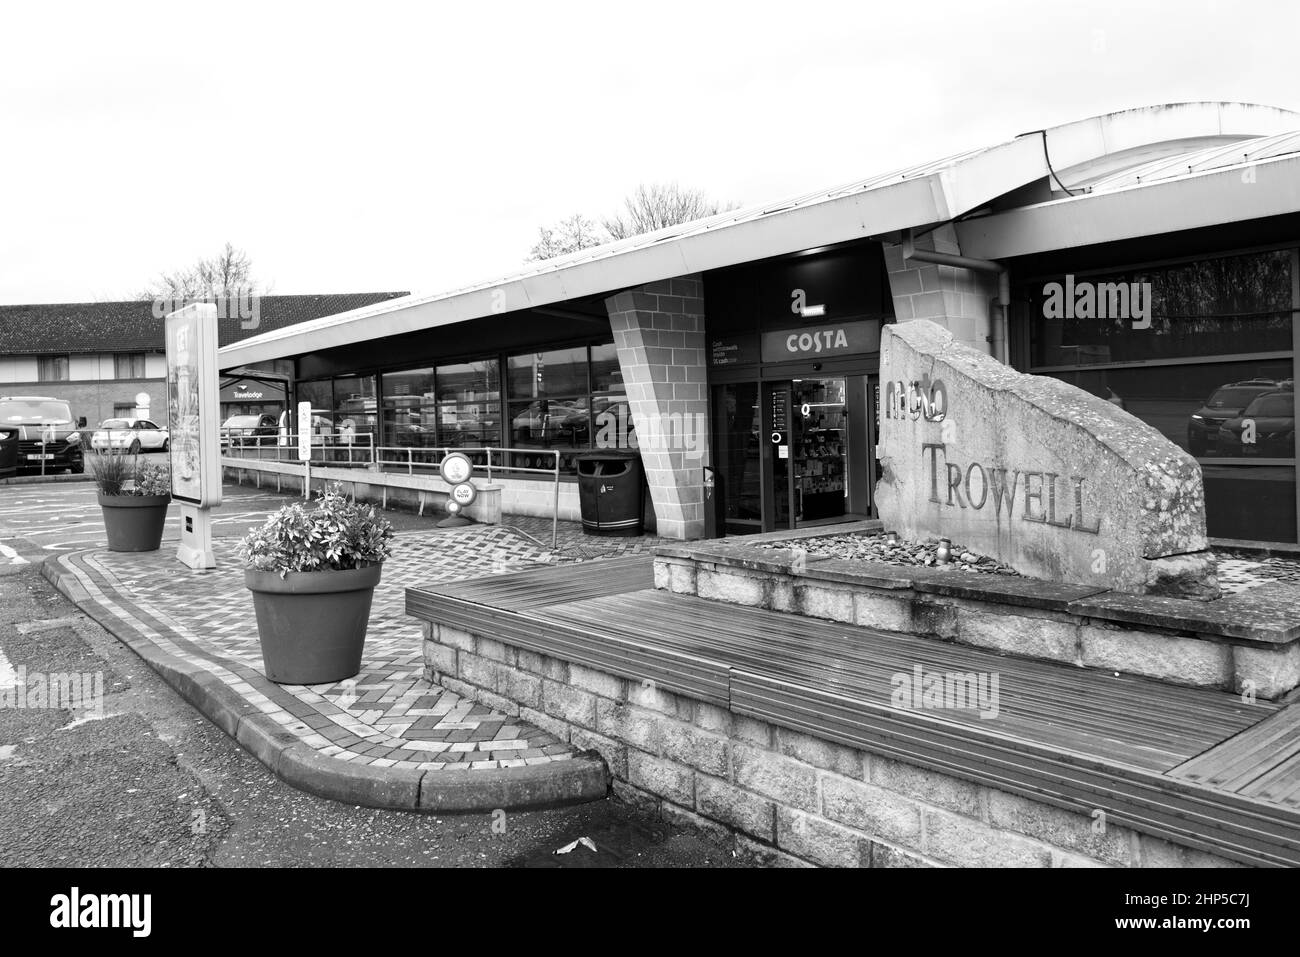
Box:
[762, 378, 851, 530]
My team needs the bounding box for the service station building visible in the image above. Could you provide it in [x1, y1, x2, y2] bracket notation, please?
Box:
[219, 102, 1300, 546]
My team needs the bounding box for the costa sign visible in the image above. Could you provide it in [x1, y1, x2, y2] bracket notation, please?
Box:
[759, 319, 880, 363]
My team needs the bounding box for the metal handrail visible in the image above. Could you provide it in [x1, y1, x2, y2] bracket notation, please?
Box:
[224, 434, 563, 549]
[369, 445, 562, 549]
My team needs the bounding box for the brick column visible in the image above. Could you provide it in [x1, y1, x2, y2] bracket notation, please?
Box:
[605, 276, 710, 540]
[884, 224, 1000, 354]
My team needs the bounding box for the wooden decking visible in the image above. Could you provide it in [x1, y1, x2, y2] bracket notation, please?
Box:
[407, 556, 1300, 866]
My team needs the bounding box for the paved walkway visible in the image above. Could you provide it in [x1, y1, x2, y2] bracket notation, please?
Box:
[40, 517, 660, 810]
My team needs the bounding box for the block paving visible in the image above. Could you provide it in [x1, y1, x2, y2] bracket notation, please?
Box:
[52, 524, 650, 773]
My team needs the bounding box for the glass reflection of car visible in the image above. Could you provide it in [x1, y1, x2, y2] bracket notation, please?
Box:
[579, 399, 637, 448]
[0, 395, 86, 474]
[512, 401, 580, 442]
[1217, 391, 1295, 457]
[91, 418, 169, 453]
[221, 413, 279, 447]
[1187, 380, 1282, 456]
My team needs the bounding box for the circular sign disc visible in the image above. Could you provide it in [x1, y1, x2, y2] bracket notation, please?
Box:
[440, 452, 474, 485]
[451, 482, 478, 507]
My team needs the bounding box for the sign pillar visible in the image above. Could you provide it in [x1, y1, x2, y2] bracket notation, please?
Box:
[165, 303, 221, 569]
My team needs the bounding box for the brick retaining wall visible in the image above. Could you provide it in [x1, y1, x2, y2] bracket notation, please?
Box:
[421, 620, 1240, 868]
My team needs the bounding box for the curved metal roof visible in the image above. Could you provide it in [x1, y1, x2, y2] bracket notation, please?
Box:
[1086, 129, 1300, 193]
[220, 101, 1300, 368]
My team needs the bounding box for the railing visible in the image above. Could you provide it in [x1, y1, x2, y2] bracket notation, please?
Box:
[220, 429, 376, 466]
[224, 433, 563, 549]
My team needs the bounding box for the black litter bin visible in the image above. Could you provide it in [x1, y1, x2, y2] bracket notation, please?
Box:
[575, 450, 644, 536]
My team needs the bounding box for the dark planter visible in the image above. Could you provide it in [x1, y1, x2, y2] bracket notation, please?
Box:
[244, 564, 382, 684]
[98, 492, 171, 552]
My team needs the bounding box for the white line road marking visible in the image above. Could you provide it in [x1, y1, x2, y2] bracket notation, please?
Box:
[0, 645, 20, 689]
[60, 712, 120, 730]
[15, 616, 83, 635]
[0, 542, 29, 565]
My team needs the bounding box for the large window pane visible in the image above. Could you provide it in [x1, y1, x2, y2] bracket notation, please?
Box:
[508, 347, 588, 399]
[591, 343, 626, 394]
[436, 360, 501, 448]
[297, 380, 332, 414]
[1045, 360, 1296, 544]
[1026, 249, 1293, 367]
[380, 367, 436, 456]
[1204, 465, 1296, 543]
[1046, 360, 1293, 459]
[332, 375, 377, 458]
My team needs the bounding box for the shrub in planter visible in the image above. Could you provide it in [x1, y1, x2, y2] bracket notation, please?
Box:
[238, 484, 395, 684]
[91, 454, 172, 552]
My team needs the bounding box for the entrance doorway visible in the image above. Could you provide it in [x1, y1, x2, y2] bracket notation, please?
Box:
[713, 376, 874, 535]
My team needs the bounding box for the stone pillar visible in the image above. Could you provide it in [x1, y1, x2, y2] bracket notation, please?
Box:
[605, 276, 710, 540]
[884, 224, 1000, 354]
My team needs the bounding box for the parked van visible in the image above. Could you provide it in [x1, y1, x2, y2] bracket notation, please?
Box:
[0, 395, 87, 474]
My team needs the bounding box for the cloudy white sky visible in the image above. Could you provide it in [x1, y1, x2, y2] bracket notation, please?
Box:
[2, 0, 1298, 304]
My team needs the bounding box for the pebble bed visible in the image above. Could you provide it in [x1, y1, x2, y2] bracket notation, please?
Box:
[756, 533, 1022, 576]
[753, 535, 1300, 589]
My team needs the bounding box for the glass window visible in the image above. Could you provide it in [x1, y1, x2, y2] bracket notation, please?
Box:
[506, 346, 608, 474]
[1047, 360, 1294, 459]
[380, 367, 436, 454]
[1026, 249, 1293, 368]
[508, 347, 588, 399]
[114, 353, 146, 379]
[591, 343, 626, 394]
[1203, 466, 1296, 543]
[436, 360, 501, 449]
[37, 355, 69, 382]
[332, 375, 377, 453]
[1046, 360, 1296, 543]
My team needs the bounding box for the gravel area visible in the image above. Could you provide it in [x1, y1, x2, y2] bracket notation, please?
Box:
[756, 533, 1022, 576]
[753, 535, 1300, 592]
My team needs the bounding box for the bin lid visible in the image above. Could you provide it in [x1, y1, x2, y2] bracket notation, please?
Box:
[573, 450, 641, 461]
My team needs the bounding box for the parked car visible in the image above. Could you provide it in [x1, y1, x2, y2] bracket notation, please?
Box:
[0, 395, 86, 474]
[1217, 391, 1296, 457]
[0, 424, 17, 479]
[221, 413, 279, 447]
[91, 418, 169, 453]
[1187, 379, 1285, 456]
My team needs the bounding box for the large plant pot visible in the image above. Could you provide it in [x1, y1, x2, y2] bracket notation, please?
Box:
[98, 493, 171, 552]
[244, 564, 382, 684]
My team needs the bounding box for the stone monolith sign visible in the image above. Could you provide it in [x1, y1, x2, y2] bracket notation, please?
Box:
[875, 320, 1218, 599]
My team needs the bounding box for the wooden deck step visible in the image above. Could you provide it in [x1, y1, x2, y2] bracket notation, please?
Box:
[1170, 705, 1300, 808]
[531, 590, 1269, 773]
[416, 555, 653, 610]
[406, 558, 1300, 865]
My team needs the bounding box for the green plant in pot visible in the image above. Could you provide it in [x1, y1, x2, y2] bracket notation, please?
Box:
[91, 453, 172, 552]
[238, 484, 394, 685]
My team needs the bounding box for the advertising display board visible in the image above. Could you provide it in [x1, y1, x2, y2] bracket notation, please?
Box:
[165, 302, 221, 568]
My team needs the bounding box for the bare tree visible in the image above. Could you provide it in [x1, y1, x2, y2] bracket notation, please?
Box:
[602, 183, 737, 240]
[137, 242, 256, 301]
[527, 214, 606, 262]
